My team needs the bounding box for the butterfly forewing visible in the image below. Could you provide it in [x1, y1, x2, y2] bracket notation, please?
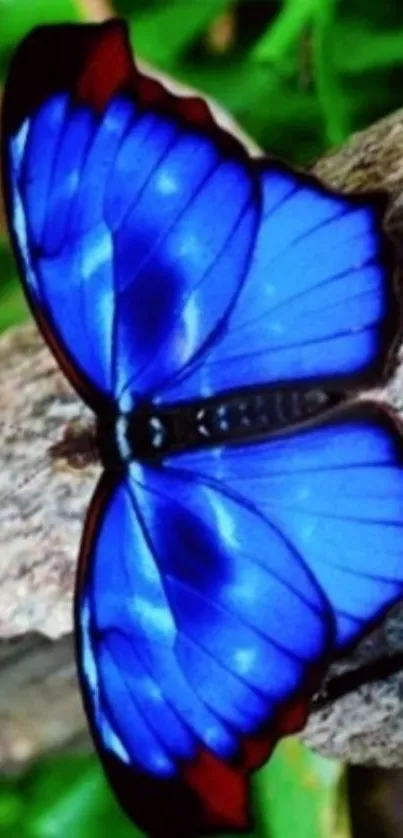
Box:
[3, 27, 259, 410]
[158, 164, 397, 402]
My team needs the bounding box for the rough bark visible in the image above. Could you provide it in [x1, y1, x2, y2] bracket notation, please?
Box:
[2, 86, 403, 770]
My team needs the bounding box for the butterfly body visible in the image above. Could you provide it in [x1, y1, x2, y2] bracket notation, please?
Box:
[3, 19, 403, 838]
[98, 385, 339, 467]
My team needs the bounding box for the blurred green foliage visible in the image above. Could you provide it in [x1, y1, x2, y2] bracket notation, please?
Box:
[0, 754, 139, 838]
[0, 744, 349, 838]
[1, 0, 402, 835]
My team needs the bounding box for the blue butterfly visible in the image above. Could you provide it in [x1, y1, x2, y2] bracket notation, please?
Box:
[2, 19, 403, 838]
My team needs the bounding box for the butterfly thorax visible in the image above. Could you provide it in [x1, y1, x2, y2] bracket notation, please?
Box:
[96, 386, 341, 468]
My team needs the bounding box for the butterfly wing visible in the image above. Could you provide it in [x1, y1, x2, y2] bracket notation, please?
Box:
[5, 21, 402, 837]
[3, 22, 397, 414]
[159, 164, 397, 402]
[78, 401, 403, 838]
[167, 403, 403, 650]
[1, 21, 259, 412]
[77, 468, 331, 837]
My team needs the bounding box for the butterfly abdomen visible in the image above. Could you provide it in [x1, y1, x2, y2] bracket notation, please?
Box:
[122, 386, 341, 462]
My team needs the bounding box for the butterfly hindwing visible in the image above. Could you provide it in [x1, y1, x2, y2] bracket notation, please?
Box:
[167, 402, 403, 649]
[77, 465, 331, 836]
[77, 404, 403, 838]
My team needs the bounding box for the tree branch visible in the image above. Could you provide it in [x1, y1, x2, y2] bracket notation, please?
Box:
[1, 78, 403, 770]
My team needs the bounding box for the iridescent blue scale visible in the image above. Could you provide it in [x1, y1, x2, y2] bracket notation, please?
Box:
[2, 19, 403, 838]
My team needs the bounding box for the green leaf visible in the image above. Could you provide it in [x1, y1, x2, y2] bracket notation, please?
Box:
[312, 0, 350, 145]
[128, 0, 234, 68]
[0, 0, 80, 53]
[0, 244, 28, 331]
[0, 283, 28, 331]
[255, 740, 351, 838]
[22, 755, 142, 838]
[0, 783, 24, 832]
[0, 242, 17, 284]
[334, 25, 403, 73]
[252, 0, 316, 63]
